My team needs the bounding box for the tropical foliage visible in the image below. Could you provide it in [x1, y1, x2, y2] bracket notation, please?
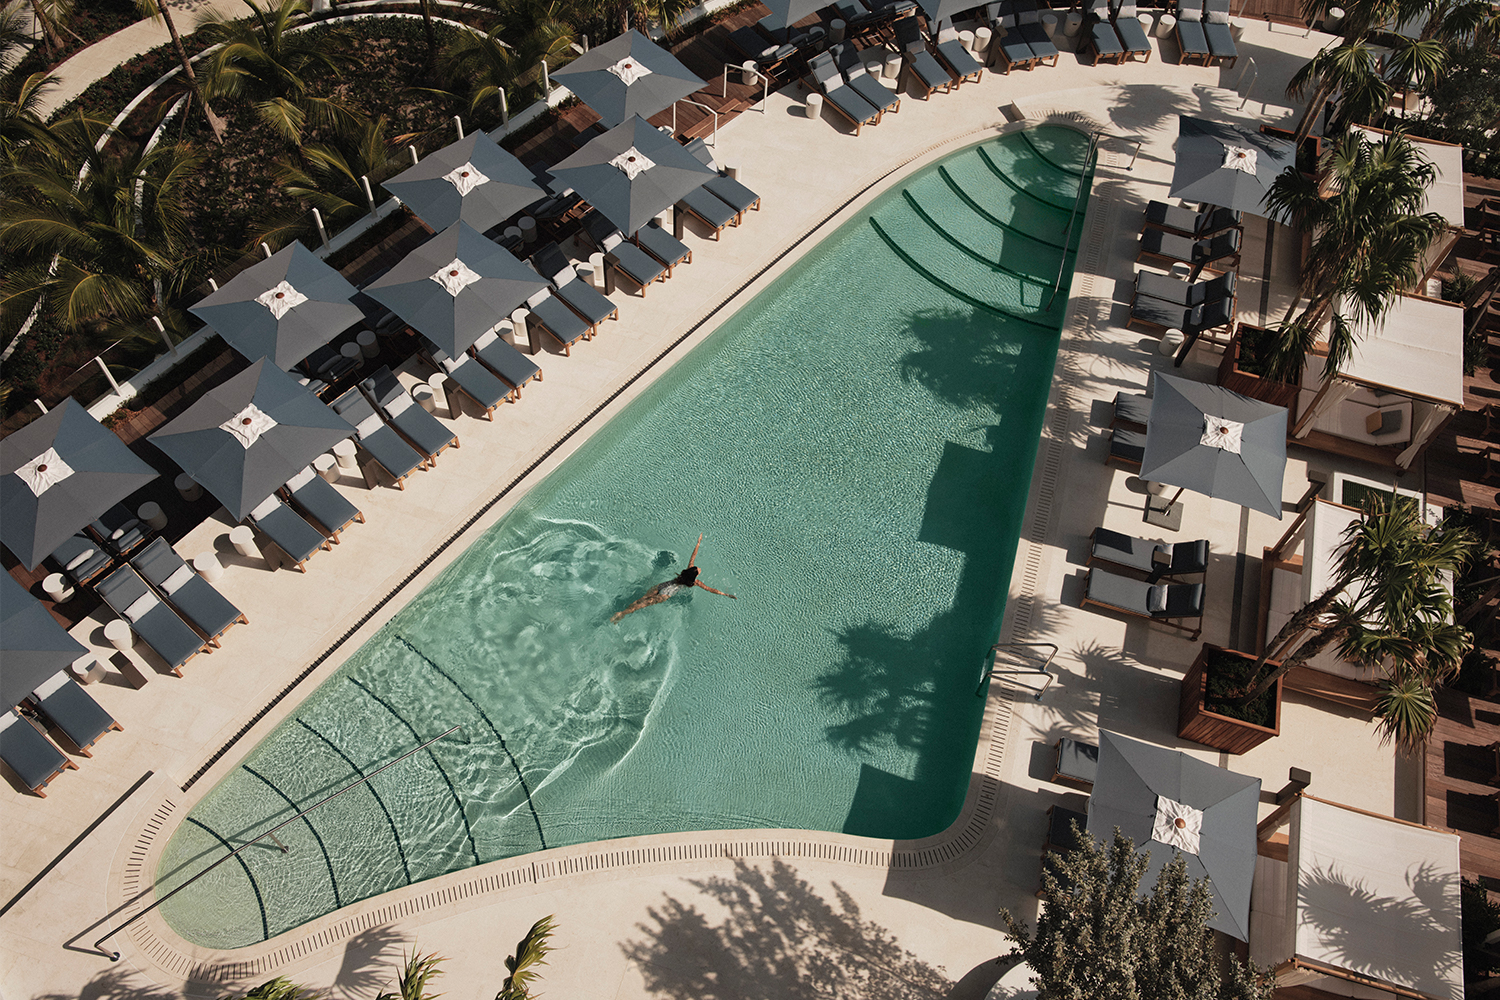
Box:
[497, 914, 557, 1000]
[1001, 828, 1272, 1000]
[376, 949, 446, 1000]
[221, 977, 324, 1000]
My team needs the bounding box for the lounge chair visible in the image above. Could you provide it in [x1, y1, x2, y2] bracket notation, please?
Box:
[1142, 202, 1241, 238]
[634, 221, 692, 276]
[471, 328, 542, 396]
[1136, 228, 1241, 276]
[893, 13, 954, 98]
[530, 243, 619, 330]
[1127, 292, 1235, 334]
[1082, 566, 1204, 639]
[1088, 527, 1209, 580]
[1204, 0, 1238, 65]
[832, 43, 902, 116]
[1107, 426, 1146, 469]
[1084, 0, 1127, 65]
[50, 532, 111, 588]
[280, 467, 364, 544]
[133, 537, 247, 646]
[1175, 0, 1211, 65]
[97, 564, 210, 676]
[89, 503, 148, 558]
[299, 341, 361, 384]
[933, 26, 986, 84]
[1111, 391, 1151, 430]
[246, 494, 331, 573]
[677, 185, 740, 240]
[727, 25, 785, 67]
[806, 50, 882, 135]
[361, 366, 460, 465]
[1132, 270, 1236, 309]
[329, 388, 427, 490]
[417, 337, 512, 420]
[1052, 737, 1098, 788]
[1043, 804, 1090, 852]
[683, 139, 764, 219]
[0, 710, 75, 797]
[1009, 0, 1059, 66]
[987, 2, 1041, 71]
[27, 670, 122, 757]
[524, 286, 592, 355]
[1110, 0, 1153, 60]
[581, 210, 667, 295]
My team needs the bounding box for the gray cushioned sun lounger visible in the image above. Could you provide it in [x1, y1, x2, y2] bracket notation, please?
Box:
[1130, 294, 1235, 334]
[1110, 1, 1153, 59]
[1011, 0, 1058, 62]
[1137, 228, 1241, 274]
[526, 289, 591, 354]
[934, 28, 986, 83]
[1204, 0, 1238, 64]
[247, 495, 331, 573]
[634, 221, 691, 275]
[683, 140, 763, 219]
[1133, 270, 1235, 308]
[330, 388, 426, 489]
[362, 366, 460, 463]
[990, 14, 1039, 71]
[834, 44, 902, 116]
[133, 537, 247, 645]
[97, 564, 209, 676]
[471, 329, 542, 395]
[1176, 3, 1211, 63]
[420, 339, 512, 420]
[280, 468, 363, 544]
[807, 52, 881, 135]
[1089, 527, 1209, 579]
[677, 186, 740, 240]
[1087, 16, 1126, 64]
[1143, 202, 1241, 237]
[1111, 391, 1150, 430]
[1053, 737, 1099, 787]
[1083, 567, 1205, 638]
[90, 503, 148, 558]
[50, 532, 111, 587]
[530, 243, 618, 329]
[1107, 427, 1146, 468]
[582, 210, 667, 293]
[1044, 804, 1090, 852]
[894, 15, 954, 96]
[29, 670, 121, 756]
[1, 709, 74, 796]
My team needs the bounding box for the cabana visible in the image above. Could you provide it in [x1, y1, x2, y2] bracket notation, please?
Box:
[1290, 293, 1463, 471]
[1350, 126, 1465, 284]
[1250, 794, 1462, 1000]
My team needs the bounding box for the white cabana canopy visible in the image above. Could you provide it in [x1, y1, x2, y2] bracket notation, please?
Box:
[1351, 126, 1465, 230]
[1338, 294, 1464, 406]
[1250, 796, 1463, 1000]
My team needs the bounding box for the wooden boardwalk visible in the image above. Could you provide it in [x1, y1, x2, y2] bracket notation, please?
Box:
[1425, 688, 1500, 885]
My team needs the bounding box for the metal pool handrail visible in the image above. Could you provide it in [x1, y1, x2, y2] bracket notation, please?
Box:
[1045, 131, 1101, 312]
[93, 724, 465, 961]
[977, 642, 1059, 699]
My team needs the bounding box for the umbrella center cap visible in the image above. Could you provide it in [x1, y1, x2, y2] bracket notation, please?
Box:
[460, 171, 469, 178]
[241, 417, 253, 426]
[450, 269, 459, 276]
[35, 463, 46, 472]
[275, 292, 284, 299]
[1175, 817, 1186, 829]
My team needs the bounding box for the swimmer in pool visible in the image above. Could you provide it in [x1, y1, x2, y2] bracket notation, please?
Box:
[611, 535, 736, 622]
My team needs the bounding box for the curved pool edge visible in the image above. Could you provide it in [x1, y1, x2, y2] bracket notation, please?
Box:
[106, 106, 1117, 991]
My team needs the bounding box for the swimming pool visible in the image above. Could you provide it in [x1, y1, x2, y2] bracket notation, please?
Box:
[155, 126, 1095, 948]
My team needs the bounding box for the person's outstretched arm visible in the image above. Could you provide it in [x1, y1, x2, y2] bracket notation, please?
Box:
[687, 533, 704, 567]
[695, 580, 736, 599]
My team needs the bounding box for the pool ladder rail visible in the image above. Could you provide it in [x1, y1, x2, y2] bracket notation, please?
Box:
[976, 642, 1058, 700]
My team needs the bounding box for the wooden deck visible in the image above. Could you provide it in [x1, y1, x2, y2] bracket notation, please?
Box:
[1424, 688, 1500, 885]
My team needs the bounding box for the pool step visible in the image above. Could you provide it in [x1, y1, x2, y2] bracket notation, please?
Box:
[1016, 127, 1093, 180]
[903, 174, 1069, 280]
[976, 141, 1088, 210]
[936, 154, 1078, 248]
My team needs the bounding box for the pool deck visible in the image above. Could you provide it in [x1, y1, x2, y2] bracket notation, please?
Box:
[0, 21, 1427, 1000]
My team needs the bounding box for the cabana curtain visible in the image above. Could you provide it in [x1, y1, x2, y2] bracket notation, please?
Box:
[1293, 378, 1356, 439]
[1396, 403, 1453, 469]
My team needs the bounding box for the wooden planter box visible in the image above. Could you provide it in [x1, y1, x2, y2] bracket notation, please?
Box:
[1178, 644, 1282, 755]
[1216, 325, 1301, 426]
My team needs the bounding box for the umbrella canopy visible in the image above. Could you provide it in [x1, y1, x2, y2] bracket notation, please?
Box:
[364, 222, 549, 357]
[1087, 731, 1261, 941]
[1140, 372, 1288, 519]
[385, 132, 543, 234]
[1169, 116, 1297, 216]
[760, 0, 824, 30]
[548, 115, 717, 237]
[190, 242, 365, 371]
[149, 359, 355, 521]
[0, 573, 88, 708]
[916, 0, 972, 28]
[0, 399, 158, 570]
[552, 30, 706, 128]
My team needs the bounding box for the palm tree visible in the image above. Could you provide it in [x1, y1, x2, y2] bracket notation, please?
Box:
[257, 113, 393, 247]
[1, 71, 61, 168]
[135, 0, 225, 143]
[197, 0, 359, 144]
[1285, 40, 1388, 147]
[1259, 128, 1447, 384]
[0, 1, 33, 64]
[376, 949, 445, 1000]
[442, 12, 574, 119]
[496, 915, 556, 1000]
[27, 0, 68, 58]
[1230, 496, 1476, 748]
[222, 977, 323, 1000]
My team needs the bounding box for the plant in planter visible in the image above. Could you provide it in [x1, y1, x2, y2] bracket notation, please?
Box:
[1219, 495, 1477, 751]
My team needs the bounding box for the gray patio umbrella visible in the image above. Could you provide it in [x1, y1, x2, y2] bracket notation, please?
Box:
[383, 132, 543, 234]
[552, 30, 705, 129]
[761, 0, 824, 31]
[1087, 731, 1261, 941]
[0, 573, 87, 709]
[0, 399, 158, 570]
[548, 115, 717, 237]
[1140, 372, 1287, 520]
[364, 221, 549, 358]
[916, 0, 974, 28]
[1169, 116, 1297, 217]
[190, 241, 365, 371]
[149, 359, 355, 521]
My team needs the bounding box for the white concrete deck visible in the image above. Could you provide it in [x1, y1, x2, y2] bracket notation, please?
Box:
[1, 21, 1426, 1000]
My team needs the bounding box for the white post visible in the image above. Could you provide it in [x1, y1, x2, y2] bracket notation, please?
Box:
[208, 277, 219, 291]
[361, 175, 376, 214]
[150, 316, 178, 357]
[582, 33, 588, 50]
[500, 88, 509, 128]
[260, 242, 273, 259]
[453, 115, 464, 140]
[311, 207, 330, 248]
[94, 357, 122, 395]
[408, 144, 420, 166]
[34, 398, 47, 414]
[542, 59, 551, 96]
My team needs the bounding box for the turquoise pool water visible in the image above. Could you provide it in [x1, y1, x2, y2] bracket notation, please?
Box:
[156, 127, 1095, 948]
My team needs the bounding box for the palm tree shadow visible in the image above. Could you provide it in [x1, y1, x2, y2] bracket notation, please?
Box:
[621, 857, 955, 1000]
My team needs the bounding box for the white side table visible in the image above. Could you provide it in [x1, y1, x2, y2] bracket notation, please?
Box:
[175, 473, 202, 502]
[805, 92, 823, 120]
[829, 17, 845, 41]
[333, 439, 358, 470]
[883, 50, 903, 79]
[429, 374, 452, 418]
[973, 25, 993, 56]
[314, 452, 339, 481]
[105, 619, 135, 651]
[43, 572, 74, 604]
[518, 216, 537, 244]
[1156, 12, 1176, 37]
[1065, 10, 1083, 35]
[741, 59, 757, 85]
[412, 383, 437, 413]
[1159, 327, 1185, 355]
[229, 524, 258, 559]
[588, 252, 607, 290]
[71, 653, 106, 684]
[194, 550, 225, 582]
[357, 329, 379, 359]
[1039, 12, 1058, 36]
[958, 27, 976, 51]
[504, 225, 523, 244]
[340, 341, 361, 363]
[138, 500, 168, 531]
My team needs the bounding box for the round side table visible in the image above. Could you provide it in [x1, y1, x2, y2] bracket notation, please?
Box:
[105, 619, 135, 651]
